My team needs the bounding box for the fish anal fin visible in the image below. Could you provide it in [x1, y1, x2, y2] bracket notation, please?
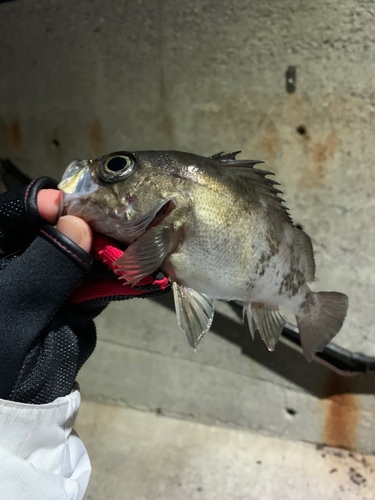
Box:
[114, 226, 177, 285]
[251, 303, 286, 351]
[172, 282, 214, 349]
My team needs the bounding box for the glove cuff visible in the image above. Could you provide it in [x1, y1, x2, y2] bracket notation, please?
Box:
[40, 225, 93, 271]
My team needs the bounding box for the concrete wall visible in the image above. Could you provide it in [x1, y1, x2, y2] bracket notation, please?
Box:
[1, 0, 375, 451]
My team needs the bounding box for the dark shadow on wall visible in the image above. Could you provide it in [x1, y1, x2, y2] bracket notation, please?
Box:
[153, 292, 375, 399]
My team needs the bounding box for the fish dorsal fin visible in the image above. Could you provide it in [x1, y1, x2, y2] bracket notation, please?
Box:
[209, 150, 264, 167]
[209, 152, 292, 223]
[225, 165, 293, 224]
[295, 228, 315, 283]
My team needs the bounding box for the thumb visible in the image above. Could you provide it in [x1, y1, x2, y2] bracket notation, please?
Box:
[56, 216, 93, 253]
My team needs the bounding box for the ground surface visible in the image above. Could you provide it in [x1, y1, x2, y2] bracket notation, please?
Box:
[76, 400, 375, 500]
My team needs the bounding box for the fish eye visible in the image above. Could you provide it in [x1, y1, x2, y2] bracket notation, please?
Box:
[100, 154, 135, 183]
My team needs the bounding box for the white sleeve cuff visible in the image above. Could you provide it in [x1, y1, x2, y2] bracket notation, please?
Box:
[0, 384, 91, 500]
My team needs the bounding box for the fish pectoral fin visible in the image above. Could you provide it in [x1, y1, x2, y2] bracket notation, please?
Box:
[172, 283, 214, 349]
[114, 226, 176, 285]
[251, 303, 286, 351]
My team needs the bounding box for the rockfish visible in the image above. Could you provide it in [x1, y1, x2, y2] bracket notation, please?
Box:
[58, 150, 349, 360]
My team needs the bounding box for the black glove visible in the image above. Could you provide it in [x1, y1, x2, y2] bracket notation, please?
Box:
[0, 177, 170, 405]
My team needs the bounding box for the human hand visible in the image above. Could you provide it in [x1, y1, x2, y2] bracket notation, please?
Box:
[37, 189, 92, 253]
[0, 178, 94, 403]
[0, 177, 169, 405]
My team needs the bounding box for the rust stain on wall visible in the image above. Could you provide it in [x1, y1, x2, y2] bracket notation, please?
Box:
[323, 373, 358, 450]
[258, 121, 278, 160]
[2, 121, 22, 148]
[313, 143, 326, 181]
[299, 130, 336, 189]
[313, 130, 336, 182]
[89, 119, 103, 157]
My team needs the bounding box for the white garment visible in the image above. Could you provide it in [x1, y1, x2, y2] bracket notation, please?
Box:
[0, 385, 91, 500]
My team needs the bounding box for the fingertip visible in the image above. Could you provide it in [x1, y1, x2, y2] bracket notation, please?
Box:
[82, 221, 93, 253]
[37, 189, 61, 224]
[56, 216, 93, 253]
[78, 219, 93, 253]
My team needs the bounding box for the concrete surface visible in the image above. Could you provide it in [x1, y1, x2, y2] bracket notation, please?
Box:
[76, 400, 375, 500]
[78, 296, 375, 454]
[0, 0, 374, 355]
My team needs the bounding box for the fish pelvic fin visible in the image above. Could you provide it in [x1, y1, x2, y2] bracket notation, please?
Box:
[115, 226, 176, 285]
[244, 303, 256, 340]
[297, 292, 349, 361]
[251, 303, 286, 351]
[172, 283, 214, 349]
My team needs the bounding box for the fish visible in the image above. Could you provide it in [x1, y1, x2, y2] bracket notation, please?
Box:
[58, 150, 349, 361]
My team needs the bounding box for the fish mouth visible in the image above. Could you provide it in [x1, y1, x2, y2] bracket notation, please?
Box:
[58, 160, 95, 195]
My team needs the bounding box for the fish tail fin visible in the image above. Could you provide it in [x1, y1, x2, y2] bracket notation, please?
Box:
[297, 292, 349, 361]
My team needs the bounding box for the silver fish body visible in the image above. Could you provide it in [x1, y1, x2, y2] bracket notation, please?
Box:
[58, 150, 349, 360]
